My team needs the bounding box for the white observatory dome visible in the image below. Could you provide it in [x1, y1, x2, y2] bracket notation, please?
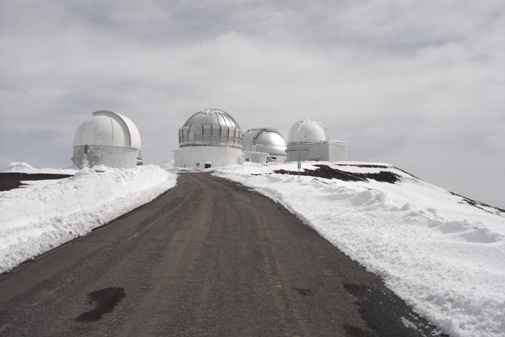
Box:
[178, 108, 242, 148]
[243, 128, 287, 157]
[287, 119, 326, 144]
[73, 110, 141, 150]
[72, 110, 141, 169]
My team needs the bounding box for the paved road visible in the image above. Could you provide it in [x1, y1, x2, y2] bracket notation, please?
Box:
[0, 173, 442, 336]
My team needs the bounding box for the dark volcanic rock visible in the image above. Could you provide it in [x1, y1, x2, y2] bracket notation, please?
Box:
[274, 164, 401, 184]
[0, 173, 73, 192]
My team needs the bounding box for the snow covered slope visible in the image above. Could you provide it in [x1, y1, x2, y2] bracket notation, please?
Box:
[0, 163, 177, 275]
[214, 162, 505, 337]
[1, 160, 503, 337]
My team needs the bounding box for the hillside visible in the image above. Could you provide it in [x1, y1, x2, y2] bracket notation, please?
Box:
[214, 161, 505, 337]
[1, 161, 504, 337]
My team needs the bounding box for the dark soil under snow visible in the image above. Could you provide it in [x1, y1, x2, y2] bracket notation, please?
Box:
[0, 173, 73, 192]
[274, 164, 402, 184]
[273, 164, 505, 213]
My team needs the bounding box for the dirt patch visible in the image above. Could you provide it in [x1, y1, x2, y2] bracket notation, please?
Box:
[0, 173, 73, 192]
[274, 164, 401, 184]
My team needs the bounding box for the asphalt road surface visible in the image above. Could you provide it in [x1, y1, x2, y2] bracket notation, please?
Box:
[0, 173, 443, 337]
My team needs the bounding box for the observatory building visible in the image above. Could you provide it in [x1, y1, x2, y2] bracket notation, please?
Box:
[71, 110, 142, 169]
[286, 118, 347, 162]
[173, 109, 244, 168]
[242, 128, 287, 163]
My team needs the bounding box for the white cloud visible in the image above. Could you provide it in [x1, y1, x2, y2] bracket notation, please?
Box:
[0, 0, 504, 207]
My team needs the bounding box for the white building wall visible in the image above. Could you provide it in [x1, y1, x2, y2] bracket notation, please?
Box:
[327, 141, 347, 161]
[287, 141, 347, 162]
[286, 144, 310, 162]
[309, 141, 347, 161]
[307, 143, 328, 161]
[72, 145, 138, 169]
[174, 146, 243, 168]
[243, 151, 269, 164]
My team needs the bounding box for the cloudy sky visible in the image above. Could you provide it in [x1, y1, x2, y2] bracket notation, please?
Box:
[1, 0, 504, 208]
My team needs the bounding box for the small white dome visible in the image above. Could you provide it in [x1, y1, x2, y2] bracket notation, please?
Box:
[243, 128, 287, 156]
[73, 110, 141, 150]
[179, 108, 242, 148]
[287, 119, 326, 144]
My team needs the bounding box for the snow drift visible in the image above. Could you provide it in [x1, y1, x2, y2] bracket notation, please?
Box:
[1, 160, 504, 337]
[0, 163, 177, 274]
[214, 162, 505, 337]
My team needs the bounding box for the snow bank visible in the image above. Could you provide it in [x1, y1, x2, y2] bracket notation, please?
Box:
[0, 164, 177, 274]
[2, 160, 503, 336]
[214, 162, 505, 337]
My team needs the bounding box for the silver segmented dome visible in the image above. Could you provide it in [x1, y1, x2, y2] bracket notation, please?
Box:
[179, 109, 242, 148]
[243, 128, 287, 156]
[183, 108, 240, 128]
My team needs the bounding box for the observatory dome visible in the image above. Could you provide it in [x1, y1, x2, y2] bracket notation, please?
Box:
[243, 128, 287, 157]
[287, 119, 326, 144]
[72, 110, 142, 169]
[73, 110, 141, 150]
[178, 108, 242, 148]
